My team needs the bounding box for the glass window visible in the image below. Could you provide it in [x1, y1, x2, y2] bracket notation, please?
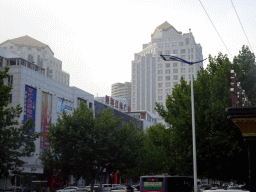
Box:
[181, 49, 186, 54]
[179, 42, 184, 46]
[191, 54, 194, 59]
[165, 69, 170, 74]
[181, 74, 186, 79]
[188, 49, 190, 53]
[172, 42, 177, 47]
[158, 43, 163, 48]
[165, 63, 170, 68]
[165, 76, 171, 81]
[37, 49, 41, 52]
[189, 67, 194, 73]
[158, 51, 162, 55]
[186, 38, 190, 45]
[158, 89, 163, 94]
[158, 70, 163, 74]
[173, 82, 178, 86]
[173, 50, 178, 54]
[165, 43, 170, 47]
[173, 75, 178, 80]
[181, 55, 186, 59]
[181, 63, 185, 67]
[191, 48, 194, 53]
[165, 50, 170, 55]
[158, 83, 163, 88]
[181, 68, 186, 73]
[173, 63, 178, 67]
[158, 57, 162, 62]
[165, 82, 171, 87]
[166, 89, 171, 94]
[9, 94, 12, 103]
[173, 69, 178, 73]
[9, 46, 13, 49]
[8, 75, 13, 85]
[189, 74, 191, 79]
[158, 76, 163, 81]
[158, 64, 162, 68]
[158, 96, 163, 101]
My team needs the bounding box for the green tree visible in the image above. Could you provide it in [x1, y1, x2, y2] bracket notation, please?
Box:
[40, 102, 144, 191]
[0, 62, 40, 178]
[233, 45, 256, 105]
[155, 53, 247, 182]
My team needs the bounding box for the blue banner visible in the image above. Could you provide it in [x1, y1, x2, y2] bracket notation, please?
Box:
[24, 85, 37, 132]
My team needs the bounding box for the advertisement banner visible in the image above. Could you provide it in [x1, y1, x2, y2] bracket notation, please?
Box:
[57, 98, 73, 115]
[24, 85, 37, 132]
[40, 92, 52, 153]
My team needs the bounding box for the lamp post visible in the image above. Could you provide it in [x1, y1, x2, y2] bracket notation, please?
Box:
[160, 29, 206, 192]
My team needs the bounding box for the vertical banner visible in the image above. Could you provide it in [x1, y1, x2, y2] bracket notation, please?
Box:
[120, 102, 123, 110]
[24, 85, 37, 132]
[106, 95, 109, 104]
[110, 98, 114, 106]
[124, 104, 126, 111]
[128, 106, 131, 113]
[115, 100, 118, 108]
[40, 92, 52, 153]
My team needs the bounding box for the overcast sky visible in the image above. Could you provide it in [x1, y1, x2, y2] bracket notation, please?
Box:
[0, 0, 255, 97]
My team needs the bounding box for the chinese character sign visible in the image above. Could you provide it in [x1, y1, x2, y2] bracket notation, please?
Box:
[120, 102, 123, 110]
[110, 98, 114, 106]
[40, 92, 52, 153]
[115, 100, 118, 108]
[57, 98, 73, 115]
[106, 95, 109, 104]
[24, 85, 37, 132]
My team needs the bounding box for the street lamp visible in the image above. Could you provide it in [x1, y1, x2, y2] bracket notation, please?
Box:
[160, 29, 206, 192]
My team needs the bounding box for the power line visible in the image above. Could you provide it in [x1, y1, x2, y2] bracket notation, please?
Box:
[198, 0, 233, 59]
[231, 0, 254, 53]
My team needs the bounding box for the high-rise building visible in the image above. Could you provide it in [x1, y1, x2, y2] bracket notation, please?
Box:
[131, 21, 203, 115]
[111, 82, 131, 105]
[0, 35, 70, 85]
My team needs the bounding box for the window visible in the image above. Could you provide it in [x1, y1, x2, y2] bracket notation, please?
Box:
[158, 89, 163, 94]
[166, 89, 171, 94]
[3, 47, 7, 49]
[18, 46, 22, 49]
[172, 42, 177, 47]
[181, 68, 186, 73]
[181, 55, 186, 59]
[133, 86, 135, 91]
[173, 75, 178, 80]
[158, 102, 163, 105]
[28, 47, 31, 50]
[89, 102, 93, 109]
[181, 63, 185, 67]
[165, 76, 171, 81]
[165, 43, 170, 47]
[165, 63, 170, 68]
[8, 75, 13, 85]
[9, 94, 12, 103]
[158, 76, 163, 81]
[179, 42, 184, 46]
[191, 48, 194, 53]
[158, 70, 163, 74]
[158, 64, 162, 68]
[133, 69, 135, 73]
[181, 74, 186, 79]
[158, 51, 162, 55]
[173, 50, 178, 54]
[158, 96, 163, 101]
[186, 38, 190, 45]
[165, 69, 170, 74]
[158, 83, 163, 88]
[9, 46, 13, 49]
[165, 82, 171, 87]
[158, 43, 163, 48]
[181, 49, 186, 54]
[173, 63, 178, 67]
[158, 57, 162, 62]
[165, 50, 170, 55]
[173, 69, 178, 73]
[173, 82, 178, 86]
[189, 74, 191, 79]
[189, 67, 194, 73]
[191, 54, 194, 59]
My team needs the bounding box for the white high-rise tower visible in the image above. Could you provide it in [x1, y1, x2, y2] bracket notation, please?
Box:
[131, 21, 203, 117]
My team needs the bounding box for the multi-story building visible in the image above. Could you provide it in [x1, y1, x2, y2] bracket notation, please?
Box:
[131, 21, 203, 115]
[111, 82, 131, 106]
[0, 46, 94, 189]
[0, 35, 70, 85]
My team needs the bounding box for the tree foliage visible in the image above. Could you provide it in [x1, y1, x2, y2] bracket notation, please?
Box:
[0, 62, 40, 178]
[233, 45, 256, 105]
[155, 53, 248, 182]
[40, 101, 144, 190]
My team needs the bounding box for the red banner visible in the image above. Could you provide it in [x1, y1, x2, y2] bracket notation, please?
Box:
[128, 106, 131, 113]
[110, 98, 114, 106]
[115, 100, 118, 108]
[124, 104, 126, 111]
[120, 102, 123, 110]
[106, 95, 109, 104]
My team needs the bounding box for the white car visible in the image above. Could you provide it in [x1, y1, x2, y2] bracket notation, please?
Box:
[56, 186, 79, 192]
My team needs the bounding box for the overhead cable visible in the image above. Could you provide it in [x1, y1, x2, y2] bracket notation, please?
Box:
[231, 0, 254, 53]
[198, 0, 233, 59]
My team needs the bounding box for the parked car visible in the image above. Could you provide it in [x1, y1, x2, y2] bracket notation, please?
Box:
[56, 186, 79, 192]
[110, 185, 127, 192]
[198, 184, 211, 192]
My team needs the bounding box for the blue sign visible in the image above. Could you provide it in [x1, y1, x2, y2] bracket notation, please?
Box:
[24, 85, 37, 132]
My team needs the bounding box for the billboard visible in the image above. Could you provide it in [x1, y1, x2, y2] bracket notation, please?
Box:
[24, 85, 37, 132]
[40, 92, 52, 153]
[57, 98, 73, 115]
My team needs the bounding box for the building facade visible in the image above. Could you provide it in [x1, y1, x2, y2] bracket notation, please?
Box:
[131, 21, 203, 115]
[0, 47, 94, 189]
[0, 35, 70, 85]
[111, 82, 131, 106]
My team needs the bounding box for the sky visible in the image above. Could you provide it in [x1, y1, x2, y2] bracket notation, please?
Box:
[0, 0, 255, 97]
